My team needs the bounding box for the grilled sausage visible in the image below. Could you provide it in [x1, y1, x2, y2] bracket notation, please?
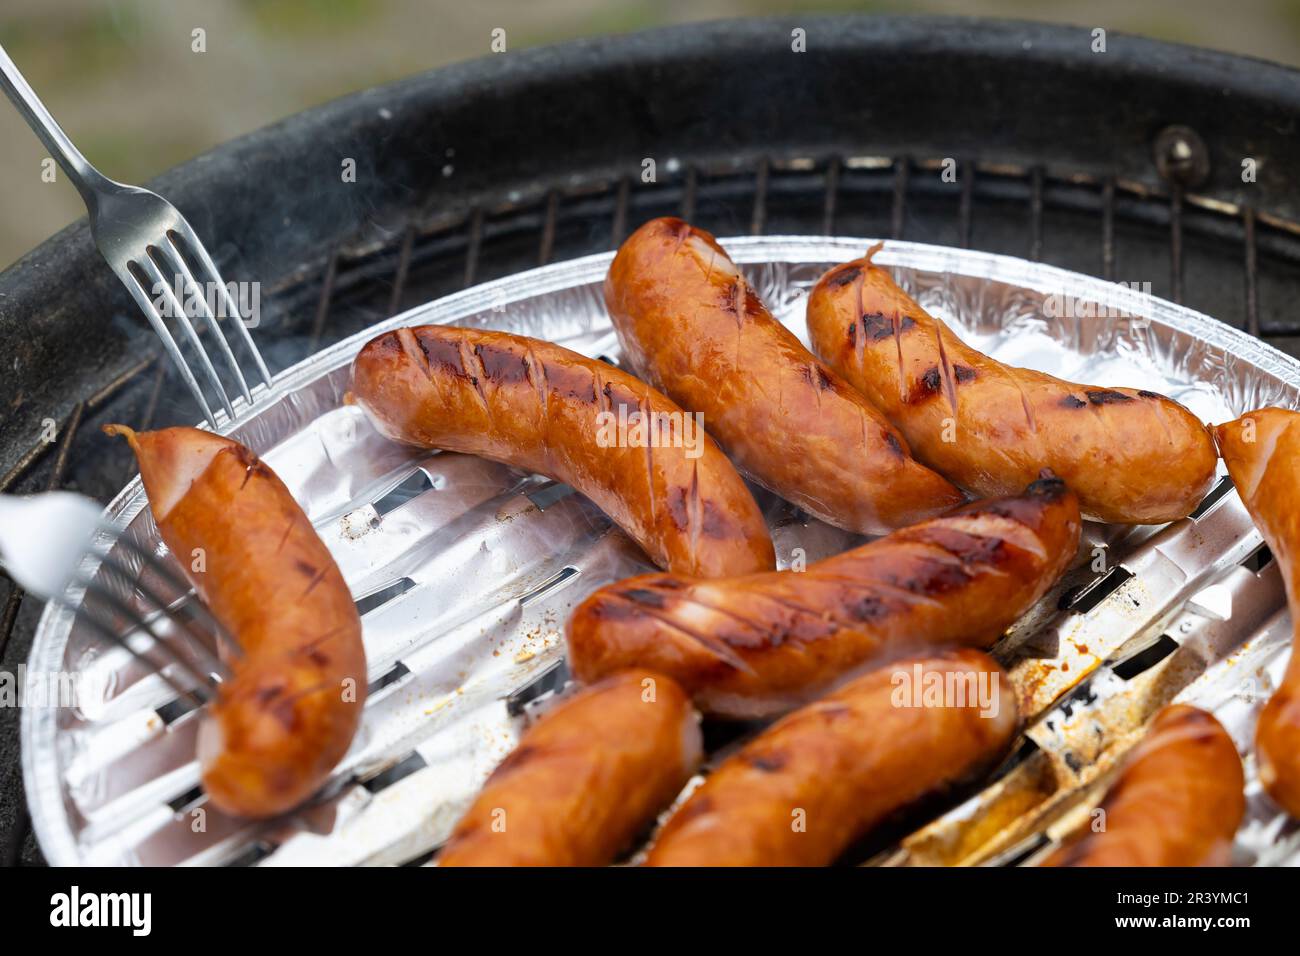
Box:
[567, 474, 1080, 718]
[437, 670, 701, 866]
[348, 325, 774, 578]
[806, 245, 1217, 524]
[644, 649, 1016, 866]
[1215, 407, 1300, 817]
[604, 218, 964, 533]
[105, 425, 366, 818]
[1045, 704, 1245, 866]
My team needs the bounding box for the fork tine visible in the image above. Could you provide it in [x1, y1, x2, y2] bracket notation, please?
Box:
[94, 546, 233, 675]
[58, 595, 209, 708]
[137, 251, 236, 421]
[158, 231, 255, 405]
[171, 220, 274, 389]
[116, 262, 218, 429]
[80, 574, 221, 696]
[109, 534, 242, 659]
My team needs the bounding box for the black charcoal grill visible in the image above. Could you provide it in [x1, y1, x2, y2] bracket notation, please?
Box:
[4, 15, 1300, 865]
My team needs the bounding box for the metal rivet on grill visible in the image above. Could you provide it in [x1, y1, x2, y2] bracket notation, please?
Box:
[1153, 125, 1210, 188]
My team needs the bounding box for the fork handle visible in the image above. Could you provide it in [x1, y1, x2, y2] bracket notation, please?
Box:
[0, 41, 112, 208]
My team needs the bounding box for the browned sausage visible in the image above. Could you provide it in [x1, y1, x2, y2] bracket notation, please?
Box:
[567, 474, 1080, 718]
[105, 425, 367, 818]
[437, 670, 701, 866]
[1215, 407, 1300, 817]
[806, 245, 1217, 523]
[348, 325, 774, 578]
[644, 649, 1017, 866]
[1045, 704, 1245, 866]
[604, 218, 963, 533]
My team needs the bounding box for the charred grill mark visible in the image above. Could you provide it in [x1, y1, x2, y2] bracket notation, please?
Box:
[370, 332, 406, 360]
[828, 575, 944, 611]
[918, 528, 1009, 567]
[1060, 395, 1087, 409]
[473, 343, 530, 384]
[800, 363, 839, 395]
[1026, 475, 1067, 499]
[415, 331, 468, 379]
[952, 364, 977, 384]
[859, 310, 906, 341]
[846, 593, 888, 621]
[653, 576, 690, 590]
[301, 565, 330, 597]
[827, 265, 862, 288]
[607, 593, 755, 673]
[544, 360, 598, 403]
[698, 500, 736, 539]
[882, 430, 905, 457]
[746, 753, 787, 773]
[621, 587, 667, 608]
[1086, 389, 1134, 406]
[906, 365, 946, 404]
[893, 555, 974, 596]
[1137, 390, 1161, 400]
[255, 683, 285, 705]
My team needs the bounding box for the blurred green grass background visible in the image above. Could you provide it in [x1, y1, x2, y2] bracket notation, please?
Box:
[3, 0, 1300, 269]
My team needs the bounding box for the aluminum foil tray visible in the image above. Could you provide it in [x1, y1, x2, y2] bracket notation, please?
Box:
[22, 238, 1300, 866]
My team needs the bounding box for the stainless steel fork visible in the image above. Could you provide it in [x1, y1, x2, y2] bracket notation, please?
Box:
[0, 490, 234, 707]
[0, 42, 273, 428]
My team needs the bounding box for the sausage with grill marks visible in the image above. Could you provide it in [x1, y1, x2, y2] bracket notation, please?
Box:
[437, 670, 701, 866]
[348, 325, 774, 578]
[604, 218, 964, 533]
[1045, 704, 1245, 866]
[644, 649, 1017, 866]
[566, 474, 1080, 718]
[105, 425, 367, 818]
[1215, 407, 1300, 817]
[805, 244, 1217, 524]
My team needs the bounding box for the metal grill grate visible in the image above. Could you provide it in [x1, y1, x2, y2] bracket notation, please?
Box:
[4, 152, 1300, 864]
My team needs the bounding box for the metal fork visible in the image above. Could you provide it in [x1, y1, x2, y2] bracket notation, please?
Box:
[0, 491, 234, 707]
[0, 43, 272, 429]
